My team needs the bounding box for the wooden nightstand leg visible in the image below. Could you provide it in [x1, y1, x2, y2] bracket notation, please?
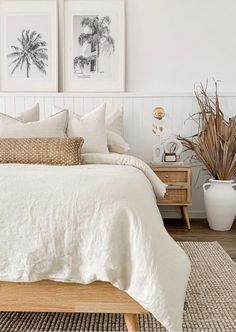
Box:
[180, 206, 191, 230]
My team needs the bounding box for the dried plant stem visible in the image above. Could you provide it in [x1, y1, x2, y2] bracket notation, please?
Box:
[179, 81, 236, 180]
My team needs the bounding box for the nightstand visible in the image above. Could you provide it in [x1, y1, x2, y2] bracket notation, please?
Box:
[151, 165, 192, 229]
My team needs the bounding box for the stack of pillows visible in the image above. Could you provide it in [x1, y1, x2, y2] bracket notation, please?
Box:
[0, 103, 130, 165]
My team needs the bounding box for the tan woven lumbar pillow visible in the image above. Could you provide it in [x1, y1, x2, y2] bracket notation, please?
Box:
[0, 137, 84, 166]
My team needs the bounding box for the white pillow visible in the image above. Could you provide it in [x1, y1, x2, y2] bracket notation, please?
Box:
[16, 104, 40, 122]
[0, 104, 40, 124]
[106, 109, 130, 154]
[106, 108, 124, 136]
[107, 130, 130, 154]
[0, 110, 68, 138]
[66, 103, 109, 153]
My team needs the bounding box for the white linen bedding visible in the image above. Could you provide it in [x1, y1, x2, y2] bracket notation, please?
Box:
[0, 154, 190, 331]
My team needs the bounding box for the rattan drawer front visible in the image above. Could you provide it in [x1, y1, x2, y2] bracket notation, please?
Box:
[155, 170, 188, 183]
[151, 165, 192, 229]
[157, 188, 189, 205]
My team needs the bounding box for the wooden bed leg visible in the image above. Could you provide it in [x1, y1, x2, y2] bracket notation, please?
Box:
[124, 313, 140, 332]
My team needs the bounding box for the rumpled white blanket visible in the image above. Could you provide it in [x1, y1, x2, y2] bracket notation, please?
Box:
[0, 154, 190, 331]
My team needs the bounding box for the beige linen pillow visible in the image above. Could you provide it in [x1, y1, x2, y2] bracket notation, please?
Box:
[0, 137, 84, 166]
[106, 108, 124, 136]
[53, 103, 109, 153]
[0, 103, 40, 124]
[107, 130, 130, 154]
[0, 110, 68, 138]
[106, 109, 130, 153]
[16, 104, 40, 122]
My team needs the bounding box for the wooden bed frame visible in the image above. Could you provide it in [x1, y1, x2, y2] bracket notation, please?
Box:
[0, 280, 148, 331]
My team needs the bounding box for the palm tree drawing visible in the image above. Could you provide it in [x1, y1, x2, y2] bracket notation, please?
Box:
[7, 29, 48, 78]
[77, 16, 115, 74]
[74, 56, 89, 74]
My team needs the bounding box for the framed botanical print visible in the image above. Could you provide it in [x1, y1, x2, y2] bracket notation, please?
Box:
[0, 0, 58, 92]
[64, 0, 125, 92]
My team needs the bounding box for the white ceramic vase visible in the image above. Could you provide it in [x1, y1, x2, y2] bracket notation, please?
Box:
[203, 179, 236, 231]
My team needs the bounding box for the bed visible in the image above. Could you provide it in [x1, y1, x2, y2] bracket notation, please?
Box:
[0, 153, 191, 332]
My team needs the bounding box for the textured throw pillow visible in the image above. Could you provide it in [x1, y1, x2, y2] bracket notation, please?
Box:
[0, 110, 68, 138]
[56, 103, 109, 153]
[0, 104, 40, 124]
[0, 137, 84, 165]
[106, 109, 130, 154]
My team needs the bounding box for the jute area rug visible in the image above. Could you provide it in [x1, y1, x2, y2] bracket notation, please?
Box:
[0, 242, 235, 332]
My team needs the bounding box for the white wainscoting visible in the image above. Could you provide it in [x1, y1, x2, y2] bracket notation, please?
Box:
[1, 92, 235, 219]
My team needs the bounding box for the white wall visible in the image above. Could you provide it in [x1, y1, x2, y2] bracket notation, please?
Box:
[126, 0, 236, 93]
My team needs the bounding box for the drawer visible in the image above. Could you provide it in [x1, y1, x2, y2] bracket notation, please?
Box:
[157, 188, 190, 204]
[155, 170, 188, 183]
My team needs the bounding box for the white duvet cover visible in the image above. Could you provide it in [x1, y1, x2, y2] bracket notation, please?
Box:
[0, 154, 190, 331]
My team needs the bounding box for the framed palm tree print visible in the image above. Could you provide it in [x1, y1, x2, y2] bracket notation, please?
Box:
[0, 0, 58, 92]
[64, 0, 125, 92]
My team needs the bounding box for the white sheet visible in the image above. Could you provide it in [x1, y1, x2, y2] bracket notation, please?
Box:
[0, 154, 190, 331]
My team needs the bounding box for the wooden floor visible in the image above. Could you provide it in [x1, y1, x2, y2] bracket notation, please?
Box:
[165, 218, 236, 262]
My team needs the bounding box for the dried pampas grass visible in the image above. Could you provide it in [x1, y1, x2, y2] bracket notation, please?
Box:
[179, 81, 236, 180]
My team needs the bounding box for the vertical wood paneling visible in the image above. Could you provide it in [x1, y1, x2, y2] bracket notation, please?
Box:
[63, 97, 74, 113]
[104, 97, 114, 114]
[142, 98, 154, 162]
[44, 97, 55, 117]
[1, 93, 234, 157]
[221, 96, 236, 118]
[54, 97, 64, 109]
[122, 96, 133, 136]
[0, 98, 6, 113]
[91, 97, 105, 110]
[24, 97, 35, 110]
[83, 98, 96, 114]
[34, 97, 45, 119]
[130, 97, 143, 158]
[5, 97, 15, 116]
[172, 97, 194, 137]
[112, 97, 124, 112]
[15, 97, 25, 115]
[73, 97, 84, 114]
